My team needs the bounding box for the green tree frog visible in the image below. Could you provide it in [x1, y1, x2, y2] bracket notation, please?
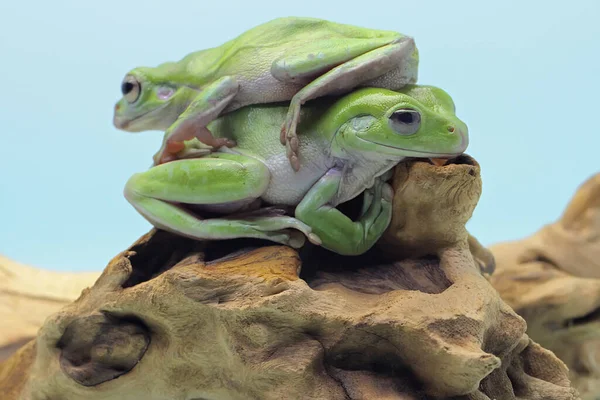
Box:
[113, 17, 419, 171]
[124, 85, 468, 256]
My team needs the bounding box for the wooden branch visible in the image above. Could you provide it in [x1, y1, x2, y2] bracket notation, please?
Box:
[0, 157, 577, 399]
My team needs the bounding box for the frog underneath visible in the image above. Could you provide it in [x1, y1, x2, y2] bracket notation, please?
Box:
[124, 85, 468, 256]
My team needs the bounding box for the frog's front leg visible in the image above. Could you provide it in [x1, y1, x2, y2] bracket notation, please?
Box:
[295, 168, 394, 256]
[154, 76, 240, 165]
[125, 153, 319, 247]
[274, 37, 416, 171]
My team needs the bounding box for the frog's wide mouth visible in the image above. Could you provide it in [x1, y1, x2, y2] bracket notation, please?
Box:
[355, 135, 468, 160]
[360, 140, 464, 159]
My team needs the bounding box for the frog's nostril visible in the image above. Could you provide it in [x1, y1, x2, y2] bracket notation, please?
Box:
[447, 126, 455, 133]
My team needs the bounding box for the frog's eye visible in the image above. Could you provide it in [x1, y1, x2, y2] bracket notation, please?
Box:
[121, 76, 141, 103]
[389, 109, 421, 135]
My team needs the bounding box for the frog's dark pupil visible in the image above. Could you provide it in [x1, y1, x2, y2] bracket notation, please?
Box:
[121, 82, 134, 95]
[394, 111, 415, 124]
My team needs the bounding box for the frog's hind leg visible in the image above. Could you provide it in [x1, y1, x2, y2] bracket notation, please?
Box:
[273, 36, 417, 171]
[124, 153, 318, 248]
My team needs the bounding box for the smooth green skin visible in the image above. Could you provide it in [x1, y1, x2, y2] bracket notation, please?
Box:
[112, 16, 419, 171]
[124, 85, 468, 255]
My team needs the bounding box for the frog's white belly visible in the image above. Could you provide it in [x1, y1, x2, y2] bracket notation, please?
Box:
[217, 120, 334, 205]
[260, 152, 399, 206]
[223, 150, 399, 210]
[260, 151, 331, 205]
[218, 117, 402, 207]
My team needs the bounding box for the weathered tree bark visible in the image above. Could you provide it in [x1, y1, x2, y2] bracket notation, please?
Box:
[490, 172, 600, 400]
[0, 157, 579, 399]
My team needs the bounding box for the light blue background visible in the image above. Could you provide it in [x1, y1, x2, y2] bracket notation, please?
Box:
[0, 0, 598, 272]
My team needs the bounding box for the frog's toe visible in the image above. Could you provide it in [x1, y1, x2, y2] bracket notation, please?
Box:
[289, 154, 300, 172]
[381, 169, 395, 182]
[165, 139, 186, 154]
[223, 138, 237, 148]
[289, 136, 300, 154]
[284, 123, 299, 147]
[284, 103, 301, 141]
[157, 152, 178, 165]
[382, 183, 394, 202]
[280, 124, 288, 146]
[307, 232, 322, 246]
[287, 230, 307, 249]
[284, 138, 300, 171]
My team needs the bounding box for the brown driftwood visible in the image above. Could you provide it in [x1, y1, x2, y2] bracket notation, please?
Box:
[0, 157, 578, 399]
[0, 255, 100, 362]
[490, 172, 600, 400]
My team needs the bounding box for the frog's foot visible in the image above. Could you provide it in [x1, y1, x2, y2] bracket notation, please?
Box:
[225, 206, 322, 246]
[156, 125, 237, 165]
[240, 214, 322, 246]
[228, 205, 294, 219]
[252, 229, 314, 249]
[262, 229, 305, 249]
[176, 147, 216, 161]
[153, 136, 220, 166]
[296, 168, 393, 256]
[155, 76, 240, 165]
[360, 178, 394, 236]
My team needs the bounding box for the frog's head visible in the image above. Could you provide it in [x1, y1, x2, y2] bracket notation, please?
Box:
[331, 85, 468, 161]
[113, 67, 193, 132]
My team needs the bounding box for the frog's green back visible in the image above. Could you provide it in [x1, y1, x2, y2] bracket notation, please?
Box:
[151, 17, 403, 86]
[223, 17, 400, 44]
